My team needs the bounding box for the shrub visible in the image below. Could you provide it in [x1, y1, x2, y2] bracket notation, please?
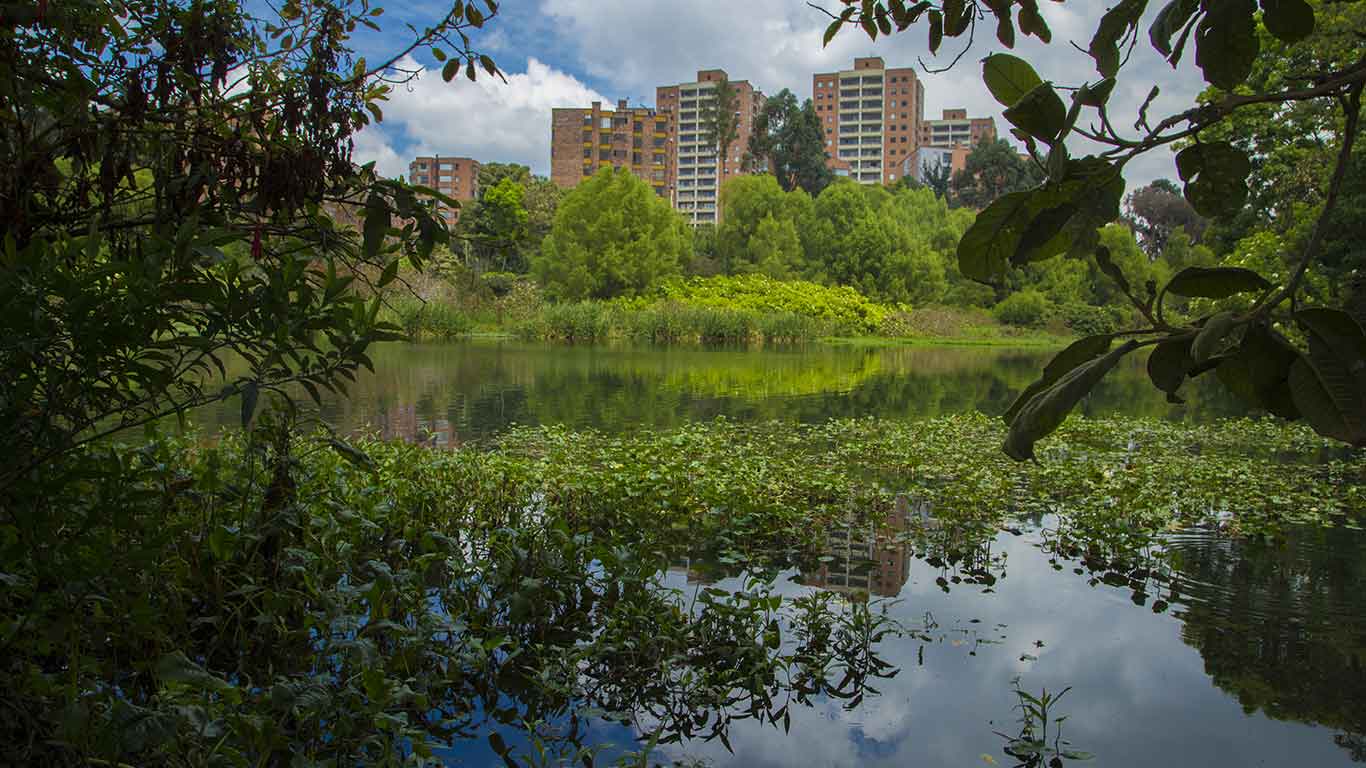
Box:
[1053, 302, 1129, 336]
[992, 291, 1051, 328]
[658, 274, 886, 334]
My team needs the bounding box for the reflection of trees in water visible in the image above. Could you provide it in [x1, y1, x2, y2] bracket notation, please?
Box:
[188, 341, 1249, 442]
[1165, 527, 1366, 759]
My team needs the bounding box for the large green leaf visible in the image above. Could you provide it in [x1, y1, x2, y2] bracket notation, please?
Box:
[1150, 0, 1200, 58]
[1191, 311, 1237, 365]
[1088, 0, 1147, 77]
[1293, 308, 1366, 444]
[982, 54, 1043, 108]
[1147, 337, 1194, 402]
[1003, 83, 1067, 143]
[1194, 0, 1259, 90]
[958, 191, 1036, 282]
[1175, 142, 1252, 217]
[1004, 341, 1139, 461]
[1260, 0, 1314, 43]
[1003, 334, 1114, 425]
[1215, 323, 1300, 418]
[1290, 358, 1365, 447]
[1164, 266, 1271, 299]
[363, 194, 389, 261]
[156, 652, 233, 693]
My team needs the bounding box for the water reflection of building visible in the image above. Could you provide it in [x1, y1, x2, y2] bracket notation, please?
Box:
[798, 506, 911, 598]
[666, 556, 714, 586]
[379, 404, 458, 448]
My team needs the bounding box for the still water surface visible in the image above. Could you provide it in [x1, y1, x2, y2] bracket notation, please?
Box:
[195, 341, 1364, 766]
[193, 340, 1248, 443]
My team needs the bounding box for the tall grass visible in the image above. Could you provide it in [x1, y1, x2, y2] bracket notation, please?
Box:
[513, 300, 829, 344]
[381, 296, 475, 340]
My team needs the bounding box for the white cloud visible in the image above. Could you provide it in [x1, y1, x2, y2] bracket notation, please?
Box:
[352, 56, 607, 178]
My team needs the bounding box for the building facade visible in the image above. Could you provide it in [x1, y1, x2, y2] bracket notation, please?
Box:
[656, 69, 764, 224]
[919, 108, 997, 149]
[907, 144, 972, 182]
[812, 57, 925, 186]
[407, 156, 480, 224]
[549, 99, 673, 198]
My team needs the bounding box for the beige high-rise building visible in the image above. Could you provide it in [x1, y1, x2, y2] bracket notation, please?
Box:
[812, 57, 924, 186]
[656, 69, 765, 224]
[549, 99, 672, 198]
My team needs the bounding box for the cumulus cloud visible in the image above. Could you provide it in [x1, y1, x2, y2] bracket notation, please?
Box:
[352, 56, 607, 178]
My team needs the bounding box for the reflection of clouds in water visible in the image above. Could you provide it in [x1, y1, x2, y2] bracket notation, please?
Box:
[641, 524, 1362, 767]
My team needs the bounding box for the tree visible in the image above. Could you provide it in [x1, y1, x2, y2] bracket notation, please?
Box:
[468, 178, 530, 273]
[702, 76, 741, 182]
[716, 174, 813, 276]
[749, 215, 804, 279]
[533, 168, 690, 300]
[805, 181, 946, 305]
[748, 89, 834, 196]
[922, 159, 953, 200]
[949, 137, 1043, 209]
[1124, 179, 1206, 259]
[827, 0, 1366, 457]
[478, 161, 532, 191]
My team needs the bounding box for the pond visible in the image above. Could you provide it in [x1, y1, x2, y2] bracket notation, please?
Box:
[189, 341, 1363, 766]
[190, 339, 1247, 443]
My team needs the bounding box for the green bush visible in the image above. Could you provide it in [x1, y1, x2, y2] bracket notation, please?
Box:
[659, 274, 886, 334]
[993, 291, 1051, 328]
[1053, 302, 1129, 336]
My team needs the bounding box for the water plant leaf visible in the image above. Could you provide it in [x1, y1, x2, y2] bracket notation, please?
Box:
[1004, 341, 1139, 461]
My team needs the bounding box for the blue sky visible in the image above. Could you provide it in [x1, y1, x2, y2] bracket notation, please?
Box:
[346, 0, 1205, 187]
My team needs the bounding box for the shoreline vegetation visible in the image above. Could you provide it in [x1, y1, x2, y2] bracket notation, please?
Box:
[380, 273, 1081, 347]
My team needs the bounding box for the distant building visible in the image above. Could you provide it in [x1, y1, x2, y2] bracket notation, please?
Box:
[407, 155, 480, 225]
[908, 144, 971, 183]
[550, 99, 673, 198]
[919, 108, 997, 149]
[812, 57, 925, 186]
[657, 69, 765, 224]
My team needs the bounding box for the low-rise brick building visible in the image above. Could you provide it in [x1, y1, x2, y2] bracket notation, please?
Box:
[407, 155, 480, 225]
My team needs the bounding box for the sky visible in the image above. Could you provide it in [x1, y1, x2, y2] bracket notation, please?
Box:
[348, 0, 1211, 190]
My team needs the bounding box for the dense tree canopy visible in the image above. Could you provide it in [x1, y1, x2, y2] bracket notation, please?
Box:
[533, 168, 690, 300]
[747, 89, 834, 197]
[950, 137, 1044, 209]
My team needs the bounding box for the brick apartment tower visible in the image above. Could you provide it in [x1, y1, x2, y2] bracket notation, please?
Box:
[407, 156, 480, 225]
[656, 69, 764, 225]
[919, 108, 998, 149]
[550, 99, 673, 199]
[812, 57, 924, 185]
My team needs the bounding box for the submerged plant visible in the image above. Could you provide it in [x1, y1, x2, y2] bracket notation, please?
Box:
[995, 682, 1094, 767]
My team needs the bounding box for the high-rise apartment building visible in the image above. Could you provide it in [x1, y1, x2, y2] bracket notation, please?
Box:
[812, 57, 924, 185]
[407, 155, 480, 225]
[656, 69, 764, 224]
[919, 108, 997, 149]
[549, 99, 672, 197]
